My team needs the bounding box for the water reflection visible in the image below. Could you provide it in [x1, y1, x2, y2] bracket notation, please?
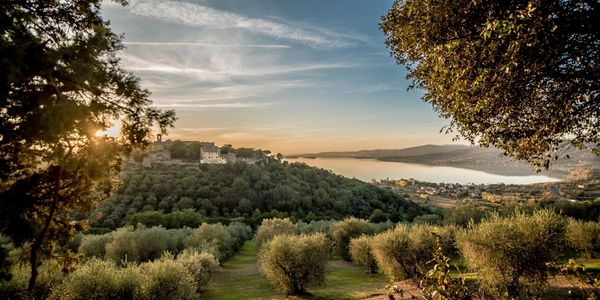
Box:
[287, 157, 560, 185]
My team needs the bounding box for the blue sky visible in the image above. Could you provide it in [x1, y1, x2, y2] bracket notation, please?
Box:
[102, 0, 460, 154]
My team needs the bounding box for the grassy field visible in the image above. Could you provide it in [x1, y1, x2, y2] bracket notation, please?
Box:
[200, 241, 387, 300]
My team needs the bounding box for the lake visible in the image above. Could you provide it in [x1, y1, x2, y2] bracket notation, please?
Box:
[286, 157, 560, 185]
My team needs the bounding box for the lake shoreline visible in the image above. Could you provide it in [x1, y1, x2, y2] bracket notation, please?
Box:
[286, 157, 561, 185]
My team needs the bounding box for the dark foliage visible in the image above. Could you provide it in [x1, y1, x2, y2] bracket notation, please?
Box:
[93, 161, 428, 229]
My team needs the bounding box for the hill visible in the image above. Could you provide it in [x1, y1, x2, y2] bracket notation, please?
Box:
[92, 160, 429, 229]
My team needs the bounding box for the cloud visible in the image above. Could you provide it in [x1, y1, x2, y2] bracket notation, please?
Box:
[123, 41, 292, 48]
[126, 0, 361, 48]
[152, 101, 280, 109]
[119, 52, 356, 81]
[351, 84, 404, 93]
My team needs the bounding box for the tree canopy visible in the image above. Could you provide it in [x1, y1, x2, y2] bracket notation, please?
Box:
[0, 0, 175, 290]
[381, 0, 599, 167]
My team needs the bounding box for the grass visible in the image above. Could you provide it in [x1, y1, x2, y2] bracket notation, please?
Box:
[577, 258, 600, 273]
[200, 241, 387, 300]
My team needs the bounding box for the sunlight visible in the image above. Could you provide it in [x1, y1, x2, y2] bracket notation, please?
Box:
[95, 120, 122, 137]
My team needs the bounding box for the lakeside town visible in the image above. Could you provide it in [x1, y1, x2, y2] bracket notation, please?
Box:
[373, 169, 600, 209]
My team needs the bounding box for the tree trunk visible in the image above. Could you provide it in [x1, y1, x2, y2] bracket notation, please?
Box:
[27, 166, 62, 293]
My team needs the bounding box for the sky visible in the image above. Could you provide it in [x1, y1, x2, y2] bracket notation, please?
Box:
[102, 0, 461, 154]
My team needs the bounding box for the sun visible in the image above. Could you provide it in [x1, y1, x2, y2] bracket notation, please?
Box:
[95, 120, 122, 137]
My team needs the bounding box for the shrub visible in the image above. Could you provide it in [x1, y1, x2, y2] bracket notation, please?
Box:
[0, 260, 63, 300]
[49, 259, 144, 300]
[443, 204, 486, 227]
[371, 221, 395, 234]
[51, 253, 209, 299]
[296, 220, 335, 235]
[330, 217, 373, 261]
[184, 223, 234, 261]
[141, 255, 198, 299]
[258, 234, 331, 295]
[134, 226, 172, 261]
[226, 222, 253, 252]
[456, 210, 567, 298]
[565, 218, 600, 259]
[105, 226, 140, 264]
[349, 235, 378, 274]
[369, 209, 389, 223]
[176, 249, 219, 290]
[371, 224, 436, 280]
[412, 214, 442, 225]
[78, 233, 112, 258]
[255, 218, 296, 247]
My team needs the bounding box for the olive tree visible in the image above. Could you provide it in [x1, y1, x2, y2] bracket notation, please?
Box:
[456, 210, 567, 298]
[330, 217, 373, 261]
[78, 233, 112, 258]
[258, 234, 331, 295]
[184, 223, 234, 261]
[381, 0, 599, 167]
[371, 224, 437, 280]
[565, 218, 600, 259]
[255, 218, 296, 248]
[349, 235, 378, 274]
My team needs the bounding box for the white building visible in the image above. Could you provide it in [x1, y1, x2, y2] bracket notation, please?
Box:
[200, 145, 226, 164]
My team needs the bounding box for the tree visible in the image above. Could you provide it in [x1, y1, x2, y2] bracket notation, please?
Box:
[381, 0, 599, 167]
[255, 218, 296, 247]
[258, 234, 331, 295]
[0, 0, 176, 291]
[456, 210, 567, 298]
[330, 217, 373, 261]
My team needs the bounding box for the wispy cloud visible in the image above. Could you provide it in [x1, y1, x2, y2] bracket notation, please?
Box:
[120, 52, 356, 80]
[127, 0, 361, 48]
[351, 84, 404, 93]
[123, 41, 292, 48]
[153, 101, 280, 109]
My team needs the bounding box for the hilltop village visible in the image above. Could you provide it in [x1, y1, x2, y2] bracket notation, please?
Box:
[131, 135, 280, 168]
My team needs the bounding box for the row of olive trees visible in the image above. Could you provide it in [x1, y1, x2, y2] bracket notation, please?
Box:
[348, 210, 600, 298]
[79, 222, 251, 264]
[0, 250, 219, 299]
[0, 222, 253, 299]
[254, 217, 395, 295]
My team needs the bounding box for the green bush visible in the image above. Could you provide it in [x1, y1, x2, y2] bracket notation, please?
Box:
[141, 255, 198, 299]
[349, 235, 378, 274]
[184, 223, 234, 261]
[134, 226, 173, 262]
[330, 217, 373, 261]
[443, 204, 487, 227]
[371, 221, 395, 234]
[226, 222, 253, 252]
[456, 210, 567, 298]
[78, 233, 112, 258]
[49, 259, 144, 300]
[296, 220, 335, 235]
[258, 234, 331, 295]
[371, 224, 436, 280]
[176, 249, 219, 291]
[0, 259, 63, 300]
[565, 218, 600, 259]
[51, 253, 207, 299]
[105, 226, 140, 264]
[255, 218, 296, 247]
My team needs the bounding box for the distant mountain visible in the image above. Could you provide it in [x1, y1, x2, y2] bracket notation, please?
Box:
[288, 144, 600, 177]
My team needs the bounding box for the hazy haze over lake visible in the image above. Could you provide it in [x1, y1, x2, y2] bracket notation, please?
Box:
[287, 157, 560, 184]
